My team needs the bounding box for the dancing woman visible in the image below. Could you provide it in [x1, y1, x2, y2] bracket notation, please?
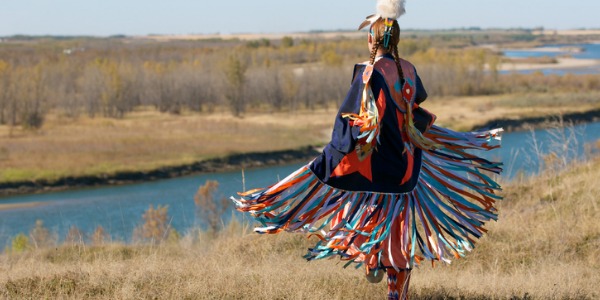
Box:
[233, 1, 503, 298]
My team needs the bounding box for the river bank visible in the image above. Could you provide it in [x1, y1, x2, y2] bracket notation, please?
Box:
[2, 108, 599, 197]
[0, 146, 320, 197]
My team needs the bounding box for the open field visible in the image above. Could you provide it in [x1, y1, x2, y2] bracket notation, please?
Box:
[1, 91, 599, 185]
[1, 156, 598, 299]
[0, 108, 335, 184]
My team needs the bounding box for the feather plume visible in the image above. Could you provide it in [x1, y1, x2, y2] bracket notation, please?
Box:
[358, 14, 380, 30]
[376, 0, 406, 19]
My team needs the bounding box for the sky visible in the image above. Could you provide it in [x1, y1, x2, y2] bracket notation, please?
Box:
[1, 0, 599, 36]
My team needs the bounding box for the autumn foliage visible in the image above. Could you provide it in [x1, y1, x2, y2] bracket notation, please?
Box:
[2, 32, 596, 129]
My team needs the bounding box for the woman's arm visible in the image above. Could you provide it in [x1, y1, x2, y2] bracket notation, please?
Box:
[415, 73, 428, 105]
[328, 66, 365, 154]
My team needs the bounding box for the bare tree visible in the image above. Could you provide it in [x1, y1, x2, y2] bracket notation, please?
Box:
[133, 204, 173, 245]
[194, 180, 230, 236]
[223, 55, 247, 116]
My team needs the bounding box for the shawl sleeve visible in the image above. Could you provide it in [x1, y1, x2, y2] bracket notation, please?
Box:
[415, 73, 428, 104]
[328, 66, 365, 154]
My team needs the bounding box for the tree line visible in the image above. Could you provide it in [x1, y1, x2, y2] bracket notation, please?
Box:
[0, 33, 597, 129]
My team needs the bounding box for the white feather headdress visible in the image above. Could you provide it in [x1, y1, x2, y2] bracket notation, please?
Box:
[359, 0, 407, 30]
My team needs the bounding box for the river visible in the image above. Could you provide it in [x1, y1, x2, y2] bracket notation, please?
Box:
[503, 43, 600, 60]
[1, 122, 600, 249]
[501, 43, 600, 75]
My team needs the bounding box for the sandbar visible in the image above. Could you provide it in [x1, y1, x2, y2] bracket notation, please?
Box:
[499, 58, 600, 71]
[0, 201, 46, 211]
[502, 47, 565, 53]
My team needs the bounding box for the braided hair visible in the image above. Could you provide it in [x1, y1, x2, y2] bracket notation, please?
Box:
[368, 18, 404, 81]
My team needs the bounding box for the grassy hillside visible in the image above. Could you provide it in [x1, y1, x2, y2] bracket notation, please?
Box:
[1, 157, 599, 299]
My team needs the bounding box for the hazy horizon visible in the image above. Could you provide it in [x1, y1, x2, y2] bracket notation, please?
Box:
[2, 0, 599, 37]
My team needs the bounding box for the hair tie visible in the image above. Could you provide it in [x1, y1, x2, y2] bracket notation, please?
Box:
[383, 18, 394, 48]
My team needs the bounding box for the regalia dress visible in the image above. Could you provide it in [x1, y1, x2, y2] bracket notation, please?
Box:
[233, 54, 503, 271]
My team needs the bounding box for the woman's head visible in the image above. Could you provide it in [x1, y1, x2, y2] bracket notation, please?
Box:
[368, 18, 400, 53]
[367, 18, 404, 80]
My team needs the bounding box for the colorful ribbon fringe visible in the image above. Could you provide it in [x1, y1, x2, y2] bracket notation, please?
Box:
[232, 125, 503, 270]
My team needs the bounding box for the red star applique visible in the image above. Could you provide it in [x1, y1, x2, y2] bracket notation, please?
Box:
[331, 151, 373, 182]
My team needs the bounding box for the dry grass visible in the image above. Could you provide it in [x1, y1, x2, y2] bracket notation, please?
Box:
[408, 158, 600, 299]
[1, 157, 599, 299]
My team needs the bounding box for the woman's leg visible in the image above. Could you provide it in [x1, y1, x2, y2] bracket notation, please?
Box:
[386, 268, 411, 300]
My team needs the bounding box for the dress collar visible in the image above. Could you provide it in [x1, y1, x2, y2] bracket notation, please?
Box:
[376, 53, 395, 60]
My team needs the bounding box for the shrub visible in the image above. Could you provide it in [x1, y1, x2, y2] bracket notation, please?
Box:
[29, 219, 55, 249]
[90, 225, 109, 246]
[9, 233, 30, 253]
[194, 180, 231, 236]
[281, 36, 294, 48]
[64, 225, 84, 245]
[133, 205, 172, 244]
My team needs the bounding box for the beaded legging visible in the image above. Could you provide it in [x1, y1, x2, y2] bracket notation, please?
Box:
[386, 269, 411, 300]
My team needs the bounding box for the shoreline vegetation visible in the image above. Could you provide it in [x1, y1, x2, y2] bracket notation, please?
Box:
[1, 155, 598, 299]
